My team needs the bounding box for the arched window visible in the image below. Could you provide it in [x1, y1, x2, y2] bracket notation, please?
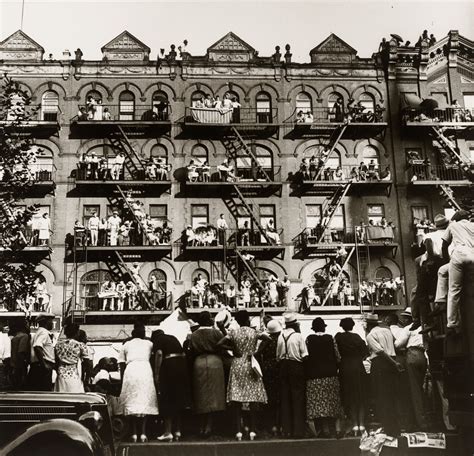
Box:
[191, 90, 206, 107]
[86, 90, 102, 104]
[119, 91, 135, 120]
[362, 145, 380, 167]
[375, 266, 392, 281]
[152, 91, 169, 121]
[150, 144, 168, 164]
[28, 145, 54, 181]
[359, 93, 375, 114]
[148, 269, 167, 307]
[256, 92, 272, 123]
[192, 269, 209, 284]
[328, 92, 343, 109]
[304, 145, 341, 168]
[85, 145, 116, 160]
[80, 269, 112, 310]
[41, 91, 59, 121]
[296, 92, 312, 114]
[191, 144, 208, 166]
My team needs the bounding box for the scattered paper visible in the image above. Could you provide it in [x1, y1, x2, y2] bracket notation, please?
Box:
[402, 432, 446, 449]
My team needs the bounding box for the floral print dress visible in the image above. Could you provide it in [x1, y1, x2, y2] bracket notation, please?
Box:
[54, 338, 89, 393]
[226, 327, 268, 404]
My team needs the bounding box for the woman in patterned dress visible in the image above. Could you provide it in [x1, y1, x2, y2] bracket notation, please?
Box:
[118, 324, 158, 443]
[305, 317, 344, 438]
[54, 323, 90, 393]
[219, 310, 268, 440]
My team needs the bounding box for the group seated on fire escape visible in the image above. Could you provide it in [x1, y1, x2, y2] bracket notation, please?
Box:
[190, 93, 242, 124]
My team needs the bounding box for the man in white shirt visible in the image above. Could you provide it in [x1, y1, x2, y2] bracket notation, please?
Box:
[216, 213, 228, 245]
[277, 313, 308, 438]
[88, 211, 100, 246]
[366, 316, 401, 436]
[393, 308, 427, 430]
[26, 313, 55, 391]
[0, 323, 11, 390]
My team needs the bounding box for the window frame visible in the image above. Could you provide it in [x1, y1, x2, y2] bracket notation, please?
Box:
[191, 204, 209, 229]
[367, 204, 385, 225]
[119, 91, 135, 121]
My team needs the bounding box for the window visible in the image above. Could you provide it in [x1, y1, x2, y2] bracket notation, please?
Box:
[362, 145, 380, 167]
[225, 91, 240, 103]
[259, 204, 276, 228]
[375, 267, 392, 281]
[149, 205, 167, 226]
[83, 205, 100, 226]
[236, 145, 273, 180]
[296, 92, 312, 114]
[28, 145, 53, 180]
[191, 205, 208, 229]
[256, 92, 272, 123]
[236, 205, 251, 228]
[304, 145, 341, 168]
[359, 93, 375, 113]
[306, 204, 321, 228]
[192, 269, 209, 284]
[411, 206, 429, 224]
[368, 204, 385, 225]
[119, 91, 135, 120]
[148, 269, 167, 294]
[405, 147, 423, 164]
[80, 269, 112, 310]
[41, 91, 59, 121]
[150, 144, 168, 164]
[191, 144, 208, 166]
[463, 94, 474, 110]
[191, 90, 206, 107]
[86, 90, 102, 104]
[152, 91, 169, 120]
[329, 205, 345, 231]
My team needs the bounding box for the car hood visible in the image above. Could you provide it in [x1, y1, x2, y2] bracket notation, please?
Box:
[0, 392, 107, 405]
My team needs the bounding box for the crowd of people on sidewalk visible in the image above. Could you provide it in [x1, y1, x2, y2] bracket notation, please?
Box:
[0, 307, 443, 443]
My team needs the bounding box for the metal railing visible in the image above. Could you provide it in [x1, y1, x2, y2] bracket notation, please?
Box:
[79, 291, 173, 312]
[73, 105, 170, 122]
[1, 105, 59, 123]
[185, 107, 278, 125]
[294, 226, 396, 247]
[286, 107, 386, 124]
[408, 164, 468, 181]
[0, 163, 56, 183]
[72, 226, 172, 248]
[297, 164, 390, 182]
[75, 161, 171, 181]
[404, 108, 474, 123]
[185, 165, 282, 183]
[183, 227, 284, 248]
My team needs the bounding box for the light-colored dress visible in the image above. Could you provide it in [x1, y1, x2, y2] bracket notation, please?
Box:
[54, 338, 89, 393]
[227, 327, 267, 404]
[118, 338, 158, 416]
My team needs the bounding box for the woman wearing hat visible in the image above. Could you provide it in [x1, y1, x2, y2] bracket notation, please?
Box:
[305, 317, 344, 438]
[219, 310, 268, 441]
[187, 311, 226, 437]
[255, 318, 282, 435]
[335, 318, 369, 436]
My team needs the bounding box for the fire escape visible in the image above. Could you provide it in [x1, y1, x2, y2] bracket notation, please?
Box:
[320, 247, 355, 306]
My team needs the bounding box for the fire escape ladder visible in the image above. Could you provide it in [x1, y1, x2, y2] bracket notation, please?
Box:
[232, 185, 273, 245]
[113, 250, 154, 310]
[321, 247, 355, 306]
[438, 184, 462, 211]
[431, 126, 472, 180]
[317, 182, 352, 243]
[222, 127, 272, 182]
[313, 125, 348, 181]
[114, 185, 150, 240]
[108, 125, 144, 179]
[235, 250, 265, 290]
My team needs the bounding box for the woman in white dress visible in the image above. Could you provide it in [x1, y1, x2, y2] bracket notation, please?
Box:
[38, 213, 51, 246]
[118, 324, 158, 442]
[267, 275, 279, 306]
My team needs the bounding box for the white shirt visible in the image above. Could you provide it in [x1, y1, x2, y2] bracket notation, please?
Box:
[277, 328, 308, 362]
[217, 218, 228, 229]
[0, 333, 11, 362]
[423, 229, 446, 257]
[31, 326, 55, 364]
[395, 325, 424, 349]
[366, 326, 396, 358]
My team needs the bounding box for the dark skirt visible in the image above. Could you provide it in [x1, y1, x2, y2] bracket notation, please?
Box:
[159, 356, 191, 417]
[339, 358, 367, 416]
[193, 354, 225, 414]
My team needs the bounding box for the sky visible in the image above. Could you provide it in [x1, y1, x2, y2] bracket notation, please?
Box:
[0, 0, 472, 62]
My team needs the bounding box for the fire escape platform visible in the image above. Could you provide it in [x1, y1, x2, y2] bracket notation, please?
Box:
[411, 179, 472, 187]
[294, 179, 392, 196]
[179, 123, 279, 139]
[294, 241, 398, 259]
[286, 122, 387, 139]
[69, 245, 172, 262]
[0, 120, 60, 136]
[0, 246, 51, 260]
[73, 179, 172, 196]
[69, 120, 171, 138]
[181, 180, 282, 198]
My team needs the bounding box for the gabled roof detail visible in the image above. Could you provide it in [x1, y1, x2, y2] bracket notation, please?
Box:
[310, 33, 357, 64]
[207, 32, 256, 62]
[101, 30, 150, 61]
[0, 30, 44, 61]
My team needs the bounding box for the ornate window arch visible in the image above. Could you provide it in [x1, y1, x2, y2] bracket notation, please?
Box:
[80, 269, 112, 310]
[148, 269, 167, 308]
[236, 144, 273, 180]
[191, 144, 208, 166]
[86, 90, 102, 103]
[359, 92, 375, 113]
[375, 266, 392, 281]
[225, 90, 240, 103]
[191, 90, 206, 107]
[362, 145, 380, 167]
[304, 145, 341, 168]
[150, 144, 168, 164]
[119, 91, 135, 120]
[192, 268, 209, 284]
[29, 145, 54, 181]
[152, 91, 169, 121]
[41, 91, 59, 121]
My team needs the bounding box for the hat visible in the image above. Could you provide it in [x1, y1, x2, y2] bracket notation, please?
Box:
[283, 313, 298, 326]
[452, 210, 470, 222]
[188, 319, 199, 329]
[215, 309, 231, 328]
[250, 316, 260, 329]
[36, 312, 54, 322]
[364, 313, 380, 324]
[400, 307, 412, 317]
[267, 320, 282, 334]
[434, 214, 449, 229]
[312, 317, 327, 332]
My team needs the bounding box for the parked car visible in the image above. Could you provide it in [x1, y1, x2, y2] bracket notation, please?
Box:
[0, 392, 115, 456]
